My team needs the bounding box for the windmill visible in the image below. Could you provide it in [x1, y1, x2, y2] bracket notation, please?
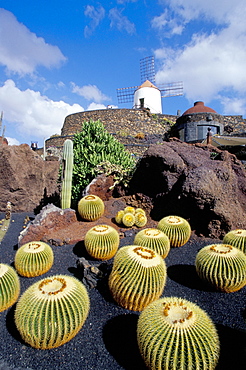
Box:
[116, 56, 183, 114]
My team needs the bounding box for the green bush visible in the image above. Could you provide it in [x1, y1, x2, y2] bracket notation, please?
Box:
[72, 120, 136, 205]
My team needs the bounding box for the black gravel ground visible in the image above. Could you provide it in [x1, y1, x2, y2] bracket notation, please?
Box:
[0, 213, 245, 370]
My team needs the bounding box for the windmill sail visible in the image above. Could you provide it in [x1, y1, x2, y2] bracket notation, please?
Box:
[116, 56, 183, 111]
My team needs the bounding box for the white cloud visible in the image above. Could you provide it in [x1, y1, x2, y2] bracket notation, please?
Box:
[0, 8, 66, 75]
[5, 137, 20, 146]
[87, 102, 118, 111]
[109, 8, 136, 34]
[154, 0, 246, 115]
[0, 79, 83, 140]
[84, 5, 105, 37]
[71, 82, 110, 103]
[219, 96, 246, 116]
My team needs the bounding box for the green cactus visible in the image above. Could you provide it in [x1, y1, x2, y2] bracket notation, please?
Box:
[0, 201, 12, 243]
[61, 139, 74, 209]
[122, 212, 135, 227]
[137, 297, 220, 370]
[108, 245, 167, 311]
[195, 244, 246, 292]
[15, 274, 90, 349]
[14, 241, 54, 277]
[78, 194, 104, 221]
[84, 224, 120, 260]
[157, 215, 191, 247]
[223, 229, 246, 254]
[134, 228, 170, 258]
[0, 263, 20, 312]
[134, 212, 147, 228]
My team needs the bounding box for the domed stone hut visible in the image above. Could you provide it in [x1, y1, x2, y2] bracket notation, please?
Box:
[174, 101, 224, 142]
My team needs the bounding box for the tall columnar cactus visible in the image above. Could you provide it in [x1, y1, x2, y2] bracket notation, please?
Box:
[108, 245, 167, 311]
[14, 241, 54, 277]
[195, 244, 246, 292]
[137, 297, 220, 370]
[134, 228, 170, 258]
[61, 139, 74, 209]
[0, 201, 12, 243]
[84, 224, 120, 260]
[15, 274, 90, 349]
[223, 229, 246, 254]
[0, 263, 20, 312]
[78, 194, 104, 221]
[157, 215, 191, 247]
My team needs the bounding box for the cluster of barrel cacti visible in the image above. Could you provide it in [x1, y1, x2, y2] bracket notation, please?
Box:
[115, 206, 147, 228]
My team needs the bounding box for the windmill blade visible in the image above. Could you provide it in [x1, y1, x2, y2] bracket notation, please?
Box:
[116, 85, 139, 104]
[158, 81, 183, 97]
[140, 56, 155, 84]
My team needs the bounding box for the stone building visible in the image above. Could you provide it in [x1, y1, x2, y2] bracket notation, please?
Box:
[173, 101, 246, 143]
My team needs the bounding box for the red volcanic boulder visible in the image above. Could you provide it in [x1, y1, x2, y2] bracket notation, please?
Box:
[0, 144, 59, 212]
[125, 139, 246, 238]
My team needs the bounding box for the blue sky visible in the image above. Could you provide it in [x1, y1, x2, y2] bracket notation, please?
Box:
[0, 0, 245, 145]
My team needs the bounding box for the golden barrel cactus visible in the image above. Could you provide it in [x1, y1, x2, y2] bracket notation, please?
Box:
[15, 274, 90, 349]
[108, 245, 167, 311]
[0, 263, 20, 312]
[134, 228, 170, 258]
[78, 195, 104, 221]
[14, 241, 54, 277]
[223, 229, 246, 254]
[84, 224, 120, 260]
[195, 244, 246, 292]
[134, 212, 147, 228]
[157, 215, 191, 247]
[137, 297, 220, 370]
[122, 212, 135, 227]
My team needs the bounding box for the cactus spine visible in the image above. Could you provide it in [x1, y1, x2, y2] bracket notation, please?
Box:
[108, 245, 167, 311]
[195, 244, 246, 292]
[223, 229, 246, 254]
[14, 241, 54, 277]
[134, 228, 170, 258]
[137, 297, 220, 370]
[61, 139, 74, 209]
[0, 263, 20, 312]
[84, 224, 120, 260]
[78, 195, 104, 221]
[157, 215, 191, 247]
[15, 274, 90, 349]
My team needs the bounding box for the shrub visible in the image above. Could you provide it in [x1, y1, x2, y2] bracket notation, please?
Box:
[72, 120, 136, 205]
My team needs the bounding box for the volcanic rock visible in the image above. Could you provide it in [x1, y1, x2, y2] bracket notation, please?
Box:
[123, 138, 246, 238]
[0, 144, 60, 212]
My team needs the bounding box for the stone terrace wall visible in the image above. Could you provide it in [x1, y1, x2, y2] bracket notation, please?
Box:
[61, 108, 176, 137]
[43, 109, 177, 156]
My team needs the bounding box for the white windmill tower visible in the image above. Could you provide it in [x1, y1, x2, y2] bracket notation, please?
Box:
[117, 56, 183, 114]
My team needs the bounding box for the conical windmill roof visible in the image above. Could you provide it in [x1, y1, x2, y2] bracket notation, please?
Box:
[137, 80, 159, 90]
